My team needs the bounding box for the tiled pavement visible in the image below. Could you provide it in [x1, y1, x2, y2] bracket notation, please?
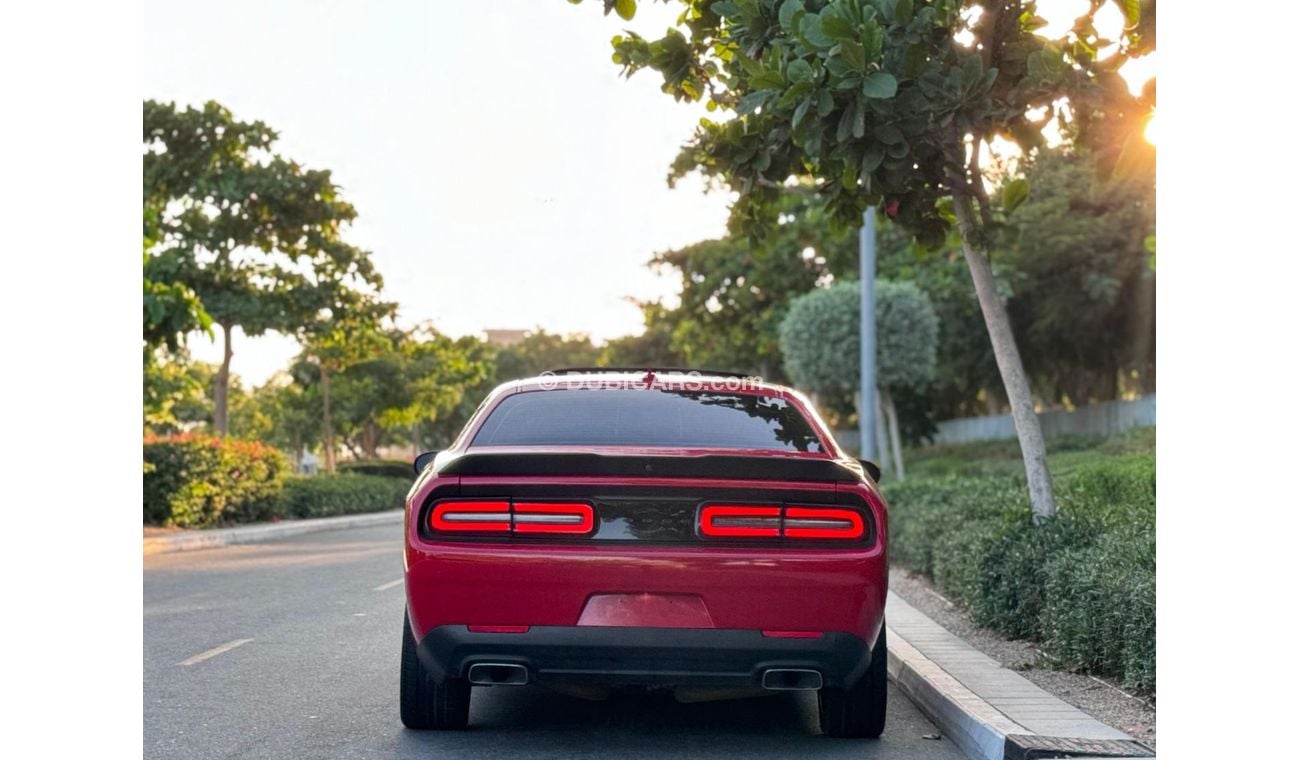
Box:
[885, 592, 1148, 760]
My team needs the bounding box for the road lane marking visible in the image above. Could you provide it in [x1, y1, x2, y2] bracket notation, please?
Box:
[373, 578, 403, 591]
[177, 638, 254, 666]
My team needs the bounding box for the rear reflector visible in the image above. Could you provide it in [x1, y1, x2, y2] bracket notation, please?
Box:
[698, 505, 781, 537]
[761, 630, 824, 639]
[512, 502, 595, 535]
[430, 500, 511, 532]
[782, 507, 865, 539]
[467, 625, 530, 633]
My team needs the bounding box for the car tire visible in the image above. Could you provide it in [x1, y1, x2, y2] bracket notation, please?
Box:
[400, 610, 471, 730]
[819, 624, 887, 738]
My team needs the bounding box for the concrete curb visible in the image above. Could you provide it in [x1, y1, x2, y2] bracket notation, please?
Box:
[885, 591, 1154, 760]
[143, 510, 403, 555]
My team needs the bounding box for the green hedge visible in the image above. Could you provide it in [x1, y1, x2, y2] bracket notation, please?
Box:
[144, 436, 410, 527]
[337, 459, 413, 479]
[883, 453, 1155, 694]
[143, 434, 289, 528]
[273, 473, 410, 519]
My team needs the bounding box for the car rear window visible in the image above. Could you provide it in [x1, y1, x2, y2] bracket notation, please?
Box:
[471, 388, 825, 453]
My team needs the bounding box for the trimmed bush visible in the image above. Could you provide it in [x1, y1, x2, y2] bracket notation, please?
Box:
[273, 473, 409, 519]
[884, 451, 1155, 695]
[337, 459, 414, 479]
[143, 434, 289, 528]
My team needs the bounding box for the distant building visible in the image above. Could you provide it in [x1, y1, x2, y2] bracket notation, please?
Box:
[485, 329, 527, 346]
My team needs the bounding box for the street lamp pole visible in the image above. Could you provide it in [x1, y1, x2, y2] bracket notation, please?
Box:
[859, 206, 877, 460]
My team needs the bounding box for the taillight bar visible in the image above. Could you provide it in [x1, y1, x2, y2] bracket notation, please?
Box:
[783, 507, 864, 540]
[427, 500, 595, 536]
[430, 500, 511, 532]
[513, 502, 595, 534]
[698, 505, 781, 537]
[698, 504, 867, 541]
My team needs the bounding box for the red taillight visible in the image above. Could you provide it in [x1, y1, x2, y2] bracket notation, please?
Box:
[467, 625, 530, 633]
[429, 500, 511, 532]
[699, 505, 781, 537]
[697, 504, 867, 541]
[782, 507, 865, 540]
[427, 500, 596, 536]
[761, 630, 824, 638]
[513, 502, 595, 535]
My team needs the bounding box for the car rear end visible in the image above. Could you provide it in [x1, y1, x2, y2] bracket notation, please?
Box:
[400, 372, 889, 737]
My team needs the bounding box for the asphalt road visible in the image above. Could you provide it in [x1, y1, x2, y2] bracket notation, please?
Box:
[144, 524, 967, 759]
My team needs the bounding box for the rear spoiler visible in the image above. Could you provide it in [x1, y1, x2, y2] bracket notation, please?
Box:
[435, 451, 863, 482]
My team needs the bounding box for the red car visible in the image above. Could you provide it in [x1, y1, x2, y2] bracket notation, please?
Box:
[400, 369, 889, 738]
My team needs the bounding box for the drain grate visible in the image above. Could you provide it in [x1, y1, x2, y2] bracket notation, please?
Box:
[1004, 734, 1156, 759]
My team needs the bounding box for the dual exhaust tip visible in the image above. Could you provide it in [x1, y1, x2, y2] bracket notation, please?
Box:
[466, 663, 823, 691]
[467, 663, 529, 686]
[760, 668, 823, 691]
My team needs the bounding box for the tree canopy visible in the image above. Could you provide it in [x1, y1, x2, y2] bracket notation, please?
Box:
[143, 100, 385, 434]
[574, 0, 1156, 520]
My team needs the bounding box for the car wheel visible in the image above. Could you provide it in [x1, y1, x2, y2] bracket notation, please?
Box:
[400, 609, 470, 730]
[819, 623, 887, 738]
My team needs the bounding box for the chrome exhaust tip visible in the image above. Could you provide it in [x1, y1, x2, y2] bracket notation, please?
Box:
[761, 668, 823, 691]
[466, 663, 529, 686]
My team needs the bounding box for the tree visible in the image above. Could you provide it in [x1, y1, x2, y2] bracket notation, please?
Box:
[493, 330, 602, 379]
[295, 298, 396, 472]
[317, 326, 493, 459]
[600, 302, 685, 367]
[647, 191, 855, 377]
[143, 100, 385, 435]
[1000, 147, 1155, 403]
[573, 0, 1155, 520]
[418, 335, 500, 451]
[779, 279, 937, 476]
[246, 374, 320, 462]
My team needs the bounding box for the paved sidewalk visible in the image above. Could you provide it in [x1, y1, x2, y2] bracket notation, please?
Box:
[886, 592, 1151, 760]
[142, 509, 403, 555]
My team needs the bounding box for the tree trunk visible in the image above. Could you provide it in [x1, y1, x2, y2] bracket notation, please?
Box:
[882, 388, 905, 481]
[213, 322, 233, 436]
[361, 421, 380, 459]
[952, 189, 1057, 521]
[320, 365, 336, 473]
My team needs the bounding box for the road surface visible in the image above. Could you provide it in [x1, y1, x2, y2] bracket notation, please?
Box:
[144, 523, 967, 759]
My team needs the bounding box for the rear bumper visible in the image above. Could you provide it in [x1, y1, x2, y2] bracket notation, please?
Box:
[415, 624, 875, 689]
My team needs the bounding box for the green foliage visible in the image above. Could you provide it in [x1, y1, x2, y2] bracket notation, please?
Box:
[647, 192, 856, 377]
[143, 274, 210, 352]
[337, 459, 414, 478]
[144, 348, 207, 429]
[143, 434, 289, 528]
[144, 100, 389, 433]
[295, 325, 493, 458]
[778, 278, 938, 394]
[1002, 149, 1156, 402]
[272, 474, 409, 519]
[578, 0, 1153, 245]
[884, 446, 1155, 694]
[144, 100, 384, 338]
[599, 303, 686, 368]
[876, 226, 1003, 418]
[493, 330, 602, 379]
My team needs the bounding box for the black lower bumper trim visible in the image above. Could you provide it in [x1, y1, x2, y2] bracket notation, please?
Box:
[416, 625, 873, 689]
